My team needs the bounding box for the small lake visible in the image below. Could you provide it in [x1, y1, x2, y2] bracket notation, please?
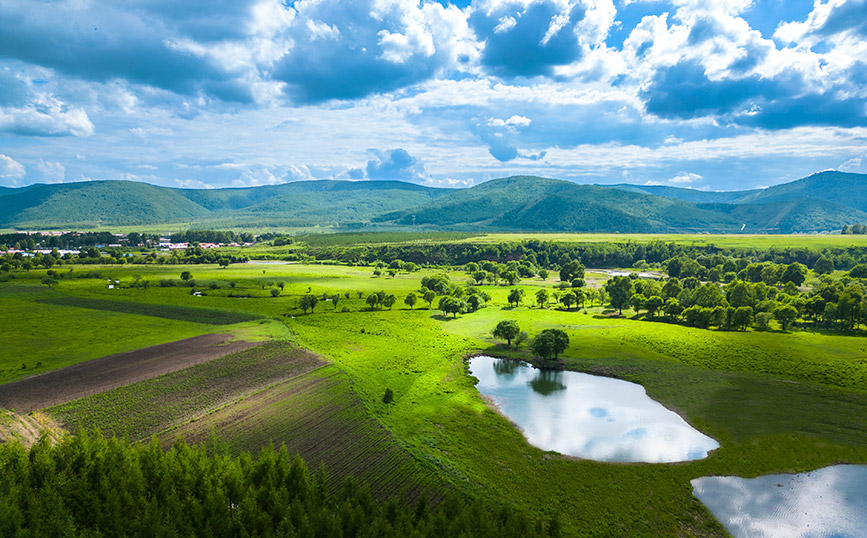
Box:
[469, 356, 719, 463]
[692, 465, 867, 538]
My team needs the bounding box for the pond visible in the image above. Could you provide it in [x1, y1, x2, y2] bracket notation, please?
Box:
[469, 356, 719, 463]
[692, 465, 867, 538]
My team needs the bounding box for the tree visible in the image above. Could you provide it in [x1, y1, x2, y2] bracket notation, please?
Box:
[644, 296, 664, 317]
[560, 291, 576, 310]
[388, 269, 398, 278]
[507, 288, 524, 307]
[438, 296, 465, 317]
[466, 294, 482, 312]
[559, 260, 585, 282]
[331, 294, 340, 309]
[781, 263, 807, 286]
[472, 271, 487, 285]
[366, 294, 380, 310]
[531, 329, 570, 360]
[814, 256, 834, 275]
[502, 271, 520, 286]
[180, 271, 192, 281]
[731, 306, 754, 331]
[606, 276, 633, 314]
[773, 303, 798, 330]
[404, 292, 418, 310]
[382, 388, 394, 404]
[754, 311, 773, 331]
[218, 258, 230, 269]
[270, 288, 280, 297]
[423, 289, 437, 309]
[299, 295, 318, 313]
[493, 320, 520, 347]
[41, 277, 57, 288]
[538, 269, 549, 280]
[629, 293, 646, 314]
[535, 289, 549, 308]
[382, 294, 397, 310]
[664, 298, 683, 320]
[849, 264, 867, 279]
[514, 331, 529, 348]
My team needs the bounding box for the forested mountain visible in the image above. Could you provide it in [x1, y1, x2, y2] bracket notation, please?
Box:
[3, 171, 867, 232]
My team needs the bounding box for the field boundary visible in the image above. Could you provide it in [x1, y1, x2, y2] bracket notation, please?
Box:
[37, 295, 262, 325]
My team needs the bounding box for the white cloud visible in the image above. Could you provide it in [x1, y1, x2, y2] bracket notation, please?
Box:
[0, 154, 26, 185]
[494, 15, 517, 34]
[669, 172, 702, 183]
[33, 160, 66, 183]
[0, 98, 94, 137]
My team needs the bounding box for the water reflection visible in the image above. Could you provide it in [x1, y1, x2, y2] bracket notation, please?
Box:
[469, 355, 719, 463]
[692, 465, 867, 538]
[529, 370, 567, 396]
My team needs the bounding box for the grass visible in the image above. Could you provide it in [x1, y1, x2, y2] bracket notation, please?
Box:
[38, 294, 262, 325]
[459, 232, 867, 249]
[50, 342, 322, 440]
[8, 260, 867, 536]
[0, 284, 219, 384]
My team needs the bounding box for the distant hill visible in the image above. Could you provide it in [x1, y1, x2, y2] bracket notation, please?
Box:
[2, 171, 866, 232]
[0, 180, 450, 229]
[374, 176, 744, 233]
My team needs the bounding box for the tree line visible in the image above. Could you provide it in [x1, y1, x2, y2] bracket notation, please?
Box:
[0, 433, 558, 537]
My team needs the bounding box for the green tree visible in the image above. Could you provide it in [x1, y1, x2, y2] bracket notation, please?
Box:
[493, 320, 520, 347]
[382, 294, 397, 310]
[270, 288, 280, 297]
[773, 303, 798, 330]
[366, 294, 380, 310]
[606, 276, 633, 314]
[180, 271, 192, 281]
[331, 294, 340, 310]
[383, 388, 394, 404]
[559, 260, 585, 282]
[561, 291, 576, 310]
[731, 306, 754, 331]
[629, 293, 646, 314]
[466, 294, 483, 312]
[438, 296, 465, 317]
[423, 289, 437, 309]
[781, 263, 807, 286]
[218, 258, 230, 268]
[507, 288, 524, 307]
[472, 271, 487, 285]
[531, 329, 570, 360]
[814, 256, 834, 275]
[538, 269, 549, 280]
[299, 294, 318, 313]
[644, 295, 664, 317]
[535, 289, 549, 308]
[404, 292, 417, 310]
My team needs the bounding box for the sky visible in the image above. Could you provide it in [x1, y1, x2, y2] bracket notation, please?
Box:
[0, 0, 866, 192]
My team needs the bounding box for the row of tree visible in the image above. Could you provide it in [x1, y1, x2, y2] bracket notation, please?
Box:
[492, 321, 570, 360]
[0, 434, 555, 537]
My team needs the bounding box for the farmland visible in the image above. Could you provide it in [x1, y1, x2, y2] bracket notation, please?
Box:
[2, 233, 867, 536]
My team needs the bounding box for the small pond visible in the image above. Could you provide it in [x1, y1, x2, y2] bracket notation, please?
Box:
[692, 465, 867, 538]
[469, 356, 719, 463]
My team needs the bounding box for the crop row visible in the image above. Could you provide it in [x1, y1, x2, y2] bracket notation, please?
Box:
[50, 342, 322, 440]
[165, 365, 446, 502]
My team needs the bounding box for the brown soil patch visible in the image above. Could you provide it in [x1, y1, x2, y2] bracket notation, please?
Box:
[0, 334, 255, 412]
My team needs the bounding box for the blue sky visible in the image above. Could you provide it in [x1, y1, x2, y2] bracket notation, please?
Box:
[0, 0, 865, 192]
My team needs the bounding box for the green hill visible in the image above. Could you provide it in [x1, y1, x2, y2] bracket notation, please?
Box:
[375, 176, 744, 233]
[0, 181, 210, 228]
[3, 172, 866, 232]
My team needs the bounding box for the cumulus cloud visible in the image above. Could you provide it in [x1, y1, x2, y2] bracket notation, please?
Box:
[272, 0, 478, 103]
[668, 172, 701, 183]
[33, 159, 66, 183]
[0, 154, 26, 185]
[364, 148, 427, 182]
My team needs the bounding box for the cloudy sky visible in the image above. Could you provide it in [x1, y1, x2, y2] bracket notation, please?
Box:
[1, 0, 866, 191]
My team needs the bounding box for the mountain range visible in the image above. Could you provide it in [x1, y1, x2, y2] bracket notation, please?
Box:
[1, 171, 866, 233]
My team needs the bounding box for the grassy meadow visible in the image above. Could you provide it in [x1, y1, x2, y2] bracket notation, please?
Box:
[2, 253, 867, 536]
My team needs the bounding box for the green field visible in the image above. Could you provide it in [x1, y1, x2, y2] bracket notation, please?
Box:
[3, 252, 867, 536]
[461, 232, 867, 249]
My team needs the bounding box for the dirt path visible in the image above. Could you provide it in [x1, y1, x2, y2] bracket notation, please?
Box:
[0, 334, 256, 413]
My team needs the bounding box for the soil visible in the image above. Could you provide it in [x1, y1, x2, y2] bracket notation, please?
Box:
[0, 334, 256, 413]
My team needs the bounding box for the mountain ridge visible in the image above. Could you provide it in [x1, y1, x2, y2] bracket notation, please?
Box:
[2, 171, 866, 233]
